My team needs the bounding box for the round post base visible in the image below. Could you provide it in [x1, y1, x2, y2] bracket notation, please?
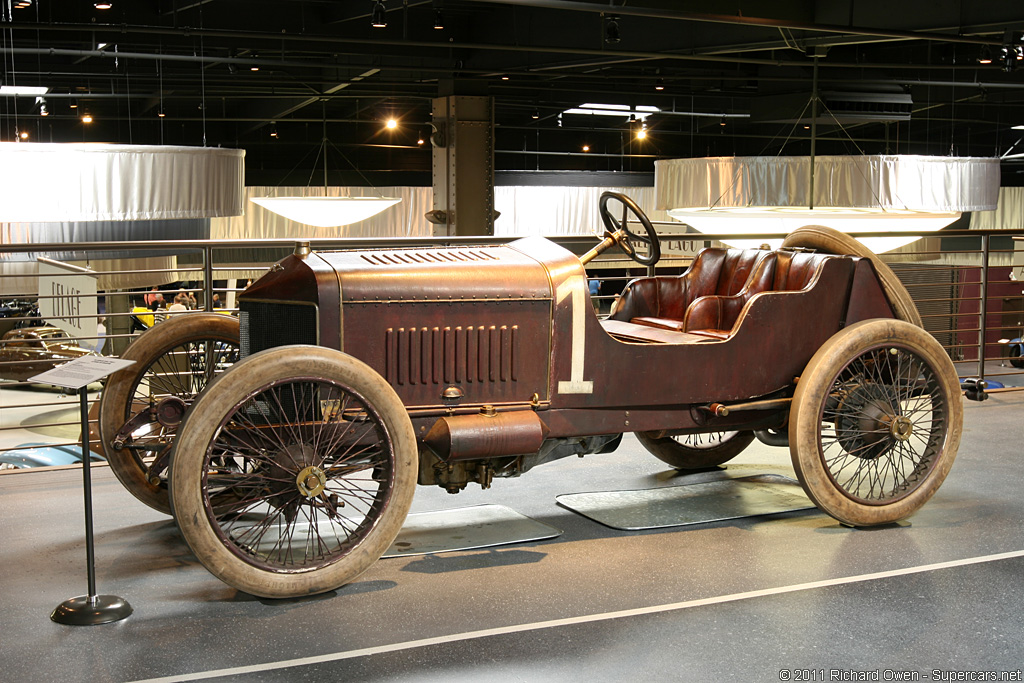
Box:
[51, 595, 133, 625]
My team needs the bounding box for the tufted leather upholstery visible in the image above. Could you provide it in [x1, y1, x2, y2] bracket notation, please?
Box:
[608, 248, 769, 331]
[608, 248, 835, 342]
[682, 251, 834, 339]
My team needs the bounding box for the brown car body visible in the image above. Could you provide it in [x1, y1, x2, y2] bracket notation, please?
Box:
[238, 235, 895, 491]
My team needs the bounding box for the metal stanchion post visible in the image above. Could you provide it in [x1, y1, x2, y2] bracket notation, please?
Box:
[30, 356, 137, 626]
[50, 386, 133, 625]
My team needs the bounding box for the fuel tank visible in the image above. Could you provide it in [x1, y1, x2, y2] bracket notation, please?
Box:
[240, 236, 573, 410]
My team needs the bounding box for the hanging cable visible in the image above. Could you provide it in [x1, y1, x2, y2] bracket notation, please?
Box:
[198, 2, 207, 146]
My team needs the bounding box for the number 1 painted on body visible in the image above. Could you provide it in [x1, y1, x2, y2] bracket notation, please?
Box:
[556, 277, 594, 394]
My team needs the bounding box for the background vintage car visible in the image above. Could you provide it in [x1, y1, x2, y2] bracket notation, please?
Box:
[0, 442, 105, 470]
[0, 326, 95, 382]
[0, 300, 42, 337]
[1006, 336, 1024, 368]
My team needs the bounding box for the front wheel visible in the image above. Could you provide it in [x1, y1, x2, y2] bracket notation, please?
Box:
[789, 319, 962, 526]
[636, 430, 755, 470]
[169, 345, 417, 599]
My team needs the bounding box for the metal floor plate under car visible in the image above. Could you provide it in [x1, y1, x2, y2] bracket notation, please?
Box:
[556, 474, 814, 530]
[384, 504, 563, 558]
[227, 504, 563, 559]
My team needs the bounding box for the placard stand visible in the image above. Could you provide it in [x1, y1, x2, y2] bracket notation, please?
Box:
[30, 356, 137, 625]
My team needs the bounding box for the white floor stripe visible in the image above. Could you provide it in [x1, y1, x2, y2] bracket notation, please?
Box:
[129, 548, 1024, 683]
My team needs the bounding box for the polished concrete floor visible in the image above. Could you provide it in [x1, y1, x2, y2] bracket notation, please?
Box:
[2, 389, 1023, 683]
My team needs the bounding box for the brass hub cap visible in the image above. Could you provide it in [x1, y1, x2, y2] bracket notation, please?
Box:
[296, 465, 327, 498]
[890, 415, 914, 441]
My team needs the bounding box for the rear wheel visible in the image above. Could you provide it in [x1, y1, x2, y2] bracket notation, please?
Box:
[636, 430, 755, 470]
[169, 345, 417, 599]
[789, 319, 962, 526]
[98, 313, 239, 514]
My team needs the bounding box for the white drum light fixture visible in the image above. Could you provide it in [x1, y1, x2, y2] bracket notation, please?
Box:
[655, 155, 1000, 252]
[249, 105, 403, 228]
[0, 142, 245, 221]
[249, 195, 402, 228]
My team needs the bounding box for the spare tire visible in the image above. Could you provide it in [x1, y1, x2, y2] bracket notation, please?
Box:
[782, 225, 923, 328]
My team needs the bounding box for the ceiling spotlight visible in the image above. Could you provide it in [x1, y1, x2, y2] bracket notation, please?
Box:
[605, 15, 620, 45]
[81, 111, 94, 124]
[978, 46, 993, 65]
[532, 110, 540, 120]
[417, 132, 426, 145]
[433, 9, 444, 30]
[501, 75, 509, 81]
[94, 2, 112, 8]
[19, 130, 29, 140]
[999, 29, 1024, 72]
[636, 123, 647, 140]
[385, 118, 398, 130]
[69, 100, 78, 109]
[582, 144, 590, 152]
[655, 79, 665, 91]
[250, 65, 259, 72]
[38, 98, 48, 116]
[15, 0, 33, 9]
[1002, 47, 1017, 72]
[720, 116, 727, 126]
[269, 123, 278, 138]
[372, 0, 387, 28]
[158, 110, 166, 118]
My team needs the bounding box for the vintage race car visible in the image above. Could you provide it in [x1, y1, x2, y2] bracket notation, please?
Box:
[0, 326, 95, 383]
[99, 193, 962, 598]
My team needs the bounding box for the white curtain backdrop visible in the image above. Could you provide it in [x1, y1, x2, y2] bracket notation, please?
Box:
[214, 186, 434, 239]
[0, 143, 245, 223]
[969, 187, 1024, 230]
[495, 185, 668, 237]
[655, 155, 999, 212]
[211, 185, 665, 239]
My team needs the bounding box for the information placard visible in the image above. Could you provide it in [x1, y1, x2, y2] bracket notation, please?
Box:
[29, 355, 135, 390]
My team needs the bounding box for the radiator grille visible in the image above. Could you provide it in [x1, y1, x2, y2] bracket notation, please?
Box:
[239, 301, 318, 359]
[385, 325, 519, 386]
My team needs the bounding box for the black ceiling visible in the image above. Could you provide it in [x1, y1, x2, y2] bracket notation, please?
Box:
[3, 0, 1024, 186]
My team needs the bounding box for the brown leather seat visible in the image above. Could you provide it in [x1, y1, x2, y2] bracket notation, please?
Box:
[608, 247, 770, 332]
[683, 251, 833, 339]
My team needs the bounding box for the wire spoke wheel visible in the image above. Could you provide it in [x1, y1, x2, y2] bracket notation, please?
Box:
[170, 346, 416, 598]
[636, 429, 755, 470]
[99, 313, 239, 514]
[790, 319, 962, 526]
